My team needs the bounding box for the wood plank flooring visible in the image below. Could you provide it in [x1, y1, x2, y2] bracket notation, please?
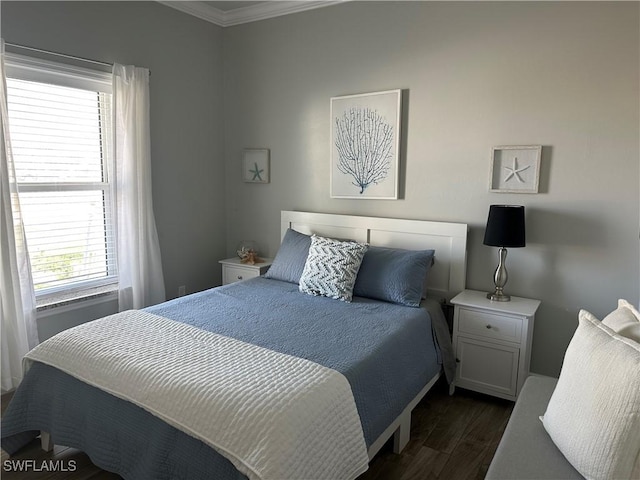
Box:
[358, 380, 513, 480]
[1, 379, 513, 480]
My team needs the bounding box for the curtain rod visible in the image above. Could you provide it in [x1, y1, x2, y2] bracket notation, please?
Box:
[5, 42, 114, 69]
[4, 42, 152, 76]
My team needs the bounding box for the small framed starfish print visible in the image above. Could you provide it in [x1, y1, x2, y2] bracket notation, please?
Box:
[489, 145, 541, 193]
[243, 149, 270, 184]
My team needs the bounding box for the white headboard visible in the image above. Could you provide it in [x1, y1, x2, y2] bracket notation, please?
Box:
[281, 211, 468, 301]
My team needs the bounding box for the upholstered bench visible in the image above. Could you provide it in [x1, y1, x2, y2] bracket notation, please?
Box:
[488, 299, 640, 480]
[485, 375, 582, 479]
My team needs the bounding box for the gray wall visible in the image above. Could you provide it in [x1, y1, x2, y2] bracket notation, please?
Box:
[2, 2, 638, 375]
[223, 1, 640, 376]
[2, 1, 226, 338]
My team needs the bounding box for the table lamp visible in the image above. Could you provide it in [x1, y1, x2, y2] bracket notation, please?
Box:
[483, 205, 526, 302]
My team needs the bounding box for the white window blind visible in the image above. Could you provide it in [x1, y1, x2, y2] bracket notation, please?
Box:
[5, 55, 116, 302]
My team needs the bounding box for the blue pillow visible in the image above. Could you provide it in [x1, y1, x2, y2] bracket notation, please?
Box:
[264, 228, 312, 284]
[353, 247, 435, 307]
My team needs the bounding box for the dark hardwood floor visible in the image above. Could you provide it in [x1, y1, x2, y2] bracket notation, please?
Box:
[1, 379, 512, 480]
[359, 380, 513, 480]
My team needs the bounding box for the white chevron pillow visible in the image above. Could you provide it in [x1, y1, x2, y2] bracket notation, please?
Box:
[541, 309, 640, 480]
[299, 235, 368, 302]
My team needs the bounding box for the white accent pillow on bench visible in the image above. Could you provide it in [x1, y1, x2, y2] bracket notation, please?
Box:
[540, 306, 640, 480]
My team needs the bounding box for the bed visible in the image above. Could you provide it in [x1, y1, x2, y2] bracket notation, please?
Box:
[2, 211, 468, 480]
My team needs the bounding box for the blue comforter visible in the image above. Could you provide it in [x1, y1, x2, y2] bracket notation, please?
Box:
[2, 277, 447, 479]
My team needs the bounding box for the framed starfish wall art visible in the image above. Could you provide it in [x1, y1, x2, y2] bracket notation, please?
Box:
[243, 149, 270, 184]
[489, 145, 541, 193]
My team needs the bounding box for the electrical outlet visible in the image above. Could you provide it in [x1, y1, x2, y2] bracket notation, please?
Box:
[178, 285, 186, 297]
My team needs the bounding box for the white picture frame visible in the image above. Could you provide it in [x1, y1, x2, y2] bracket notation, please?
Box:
[243, 149, 270, 184]
[489, 145, 541, 193]
[330, 89, 401, 199]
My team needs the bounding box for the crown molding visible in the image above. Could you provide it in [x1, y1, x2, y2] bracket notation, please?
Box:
[223, 1, 345, 26]
[158, 1, 345, 27]
[158, 1, 226, 25]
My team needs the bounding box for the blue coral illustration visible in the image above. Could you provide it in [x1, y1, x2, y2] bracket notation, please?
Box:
[334, 107, 393, 194]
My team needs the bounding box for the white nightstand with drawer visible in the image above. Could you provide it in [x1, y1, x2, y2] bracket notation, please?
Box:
[219, 257, 273, 285]
[450, 289, 540, 401]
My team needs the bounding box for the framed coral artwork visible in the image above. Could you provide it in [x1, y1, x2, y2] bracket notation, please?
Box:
[330, 90, 401, 199]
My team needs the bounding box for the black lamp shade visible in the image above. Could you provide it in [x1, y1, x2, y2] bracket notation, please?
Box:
[483, 205, 526, 248]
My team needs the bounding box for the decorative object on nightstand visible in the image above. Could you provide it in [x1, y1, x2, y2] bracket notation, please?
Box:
[484, 205, 525, 302]
[451, 289, 540, 401]
[236, 240, 262, 265]
[219, 257, 273, 286]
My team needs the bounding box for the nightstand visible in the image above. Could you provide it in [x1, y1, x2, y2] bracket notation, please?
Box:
[219, 257, 273, 285]
[450, 289, 540, 401]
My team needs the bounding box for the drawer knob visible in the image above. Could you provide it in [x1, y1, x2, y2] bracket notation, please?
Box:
[486, 324, 492, 329]
[237, 275, 243, 280]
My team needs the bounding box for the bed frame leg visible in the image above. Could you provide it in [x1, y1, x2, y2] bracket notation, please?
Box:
[40, 431, 54, 452]
[393, 412, 411, 454]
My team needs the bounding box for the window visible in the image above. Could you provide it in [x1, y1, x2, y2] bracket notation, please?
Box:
[5, 54, 116, 306]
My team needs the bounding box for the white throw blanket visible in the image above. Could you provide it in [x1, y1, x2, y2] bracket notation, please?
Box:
[24, 310, 369, 480]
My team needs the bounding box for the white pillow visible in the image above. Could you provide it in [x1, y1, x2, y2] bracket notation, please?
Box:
[540, 309, 640, 480]
[299, 235, 368, 302]
[602, 299, 640, 343]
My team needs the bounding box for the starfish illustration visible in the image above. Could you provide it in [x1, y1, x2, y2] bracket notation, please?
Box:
[249, 162, 264, 181]
[503, 157, 530, 183]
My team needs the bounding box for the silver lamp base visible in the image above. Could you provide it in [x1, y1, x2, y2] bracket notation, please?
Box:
[487, 290, 511, 302]
[488, 247, 511, 302]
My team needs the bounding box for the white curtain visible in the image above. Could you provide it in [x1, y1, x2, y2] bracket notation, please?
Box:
[0, 39, 39, 393]
[113, 63, 165, 311]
